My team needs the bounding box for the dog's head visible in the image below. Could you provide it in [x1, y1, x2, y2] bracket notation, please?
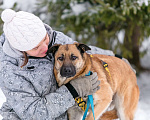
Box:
[47, 43, 91, 86]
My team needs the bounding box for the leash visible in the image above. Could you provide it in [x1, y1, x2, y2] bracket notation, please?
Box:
[82, 71, 95, 120]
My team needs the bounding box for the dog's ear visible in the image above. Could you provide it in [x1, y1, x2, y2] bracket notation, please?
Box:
[46, 44, 61, 56]
[75, 43, 91, 53]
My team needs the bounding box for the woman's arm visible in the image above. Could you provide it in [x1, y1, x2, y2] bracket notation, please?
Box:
[0, 60, 75, 120]
[87, 45, 115, 56]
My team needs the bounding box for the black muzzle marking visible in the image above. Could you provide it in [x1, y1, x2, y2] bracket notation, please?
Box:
[60, 64, 76, 78]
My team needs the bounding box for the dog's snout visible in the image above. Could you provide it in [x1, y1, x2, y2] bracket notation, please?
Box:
[60, 65, 76, 78]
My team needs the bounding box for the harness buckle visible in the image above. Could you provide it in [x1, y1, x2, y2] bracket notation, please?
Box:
[75, 97, 87, 111]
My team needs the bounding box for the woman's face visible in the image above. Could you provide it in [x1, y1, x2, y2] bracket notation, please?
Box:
[26, 34, 49, 57]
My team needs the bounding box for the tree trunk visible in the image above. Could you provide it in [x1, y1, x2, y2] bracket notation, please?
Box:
[131, 25, 141, 69]
[124, 24, 141, 70]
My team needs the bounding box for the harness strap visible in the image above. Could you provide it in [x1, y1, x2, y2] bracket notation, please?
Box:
[102, 60, 111, 78]
[115, 54, 122, 59]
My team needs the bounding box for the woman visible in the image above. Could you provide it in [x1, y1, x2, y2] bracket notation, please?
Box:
[0, 9, 103, 120]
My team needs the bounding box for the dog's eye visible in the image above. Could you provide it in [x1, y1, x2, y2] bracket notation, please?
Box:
[57, 57, 64, 61]
[71, 56, 77, 60]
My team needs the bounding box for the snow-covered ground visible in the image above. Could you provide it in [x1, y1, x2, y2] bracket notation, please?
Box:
[134, 72, 150, 120]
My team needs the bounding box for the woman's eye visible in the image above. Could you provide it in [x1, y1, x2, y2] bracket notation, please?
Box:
[33, 47, 39, 50]
[71, 56, 77, 60]
[57, 57, 64, 61]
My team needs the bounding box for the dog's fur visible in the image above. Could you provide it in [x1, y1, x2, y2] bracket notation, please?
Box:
[47, 43, 140, 120]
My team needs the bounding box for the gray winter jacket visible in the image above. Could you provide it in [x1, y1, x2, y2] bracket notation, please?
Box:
[0, 24, 114, 120]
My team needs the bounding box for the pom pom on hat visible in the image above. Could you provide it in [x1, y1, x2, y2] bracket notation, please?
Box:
[1, 9, 16, 23]
[1, 9, 47, 51]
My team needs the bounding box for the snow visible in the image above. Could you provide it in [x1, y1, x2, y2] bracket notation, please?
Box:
[140, 37, 150, 69]
[71, 2, 91, 16]
[134, 72, 150, 120]
[2, 0, 36, 12]
[138, 0, 149, 6]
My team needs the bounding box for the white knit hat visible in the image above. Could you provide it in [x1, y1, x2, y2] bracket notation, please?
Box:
[1, 9, 47, 51]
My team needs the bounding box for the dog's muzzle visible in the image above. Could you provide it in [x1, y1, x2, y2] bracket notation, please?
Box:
[60, 65, 76, 78]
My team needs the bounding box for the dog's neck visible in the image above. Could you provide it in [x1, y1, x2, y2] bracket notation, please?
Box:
[81, 53, 92, 75]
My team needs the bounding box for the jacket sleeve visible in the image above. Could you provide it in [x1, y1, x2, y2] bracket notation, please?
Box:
[0, 60, 75, 120]
[87, 45, 115, 56]
[54, 31, 77, 45]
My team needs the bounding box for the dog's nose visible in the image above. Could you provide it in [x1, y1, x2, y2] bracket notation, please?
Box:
[60, 65, 76, 78]
[64, 67, 72, 73]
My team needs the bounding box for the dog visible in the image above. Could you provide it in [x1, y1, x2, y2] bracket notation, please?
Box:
[47, 43, 140, 120]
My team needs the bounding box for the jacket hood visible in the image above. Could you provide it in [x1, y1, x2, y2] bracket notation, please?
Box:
[1, 24, 53, 59]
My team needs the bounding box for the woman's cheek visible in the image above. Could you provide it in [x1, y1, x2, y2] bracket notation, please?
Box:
[35, 50, 40, 56]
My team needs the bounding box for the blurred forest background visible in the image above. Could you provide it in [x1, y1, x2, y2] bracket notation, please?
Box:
[0, 0, 150, 73]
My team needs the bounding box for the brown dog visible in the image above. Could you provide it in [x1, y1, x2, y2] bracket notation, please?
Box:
[47, 43, 140, 120]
